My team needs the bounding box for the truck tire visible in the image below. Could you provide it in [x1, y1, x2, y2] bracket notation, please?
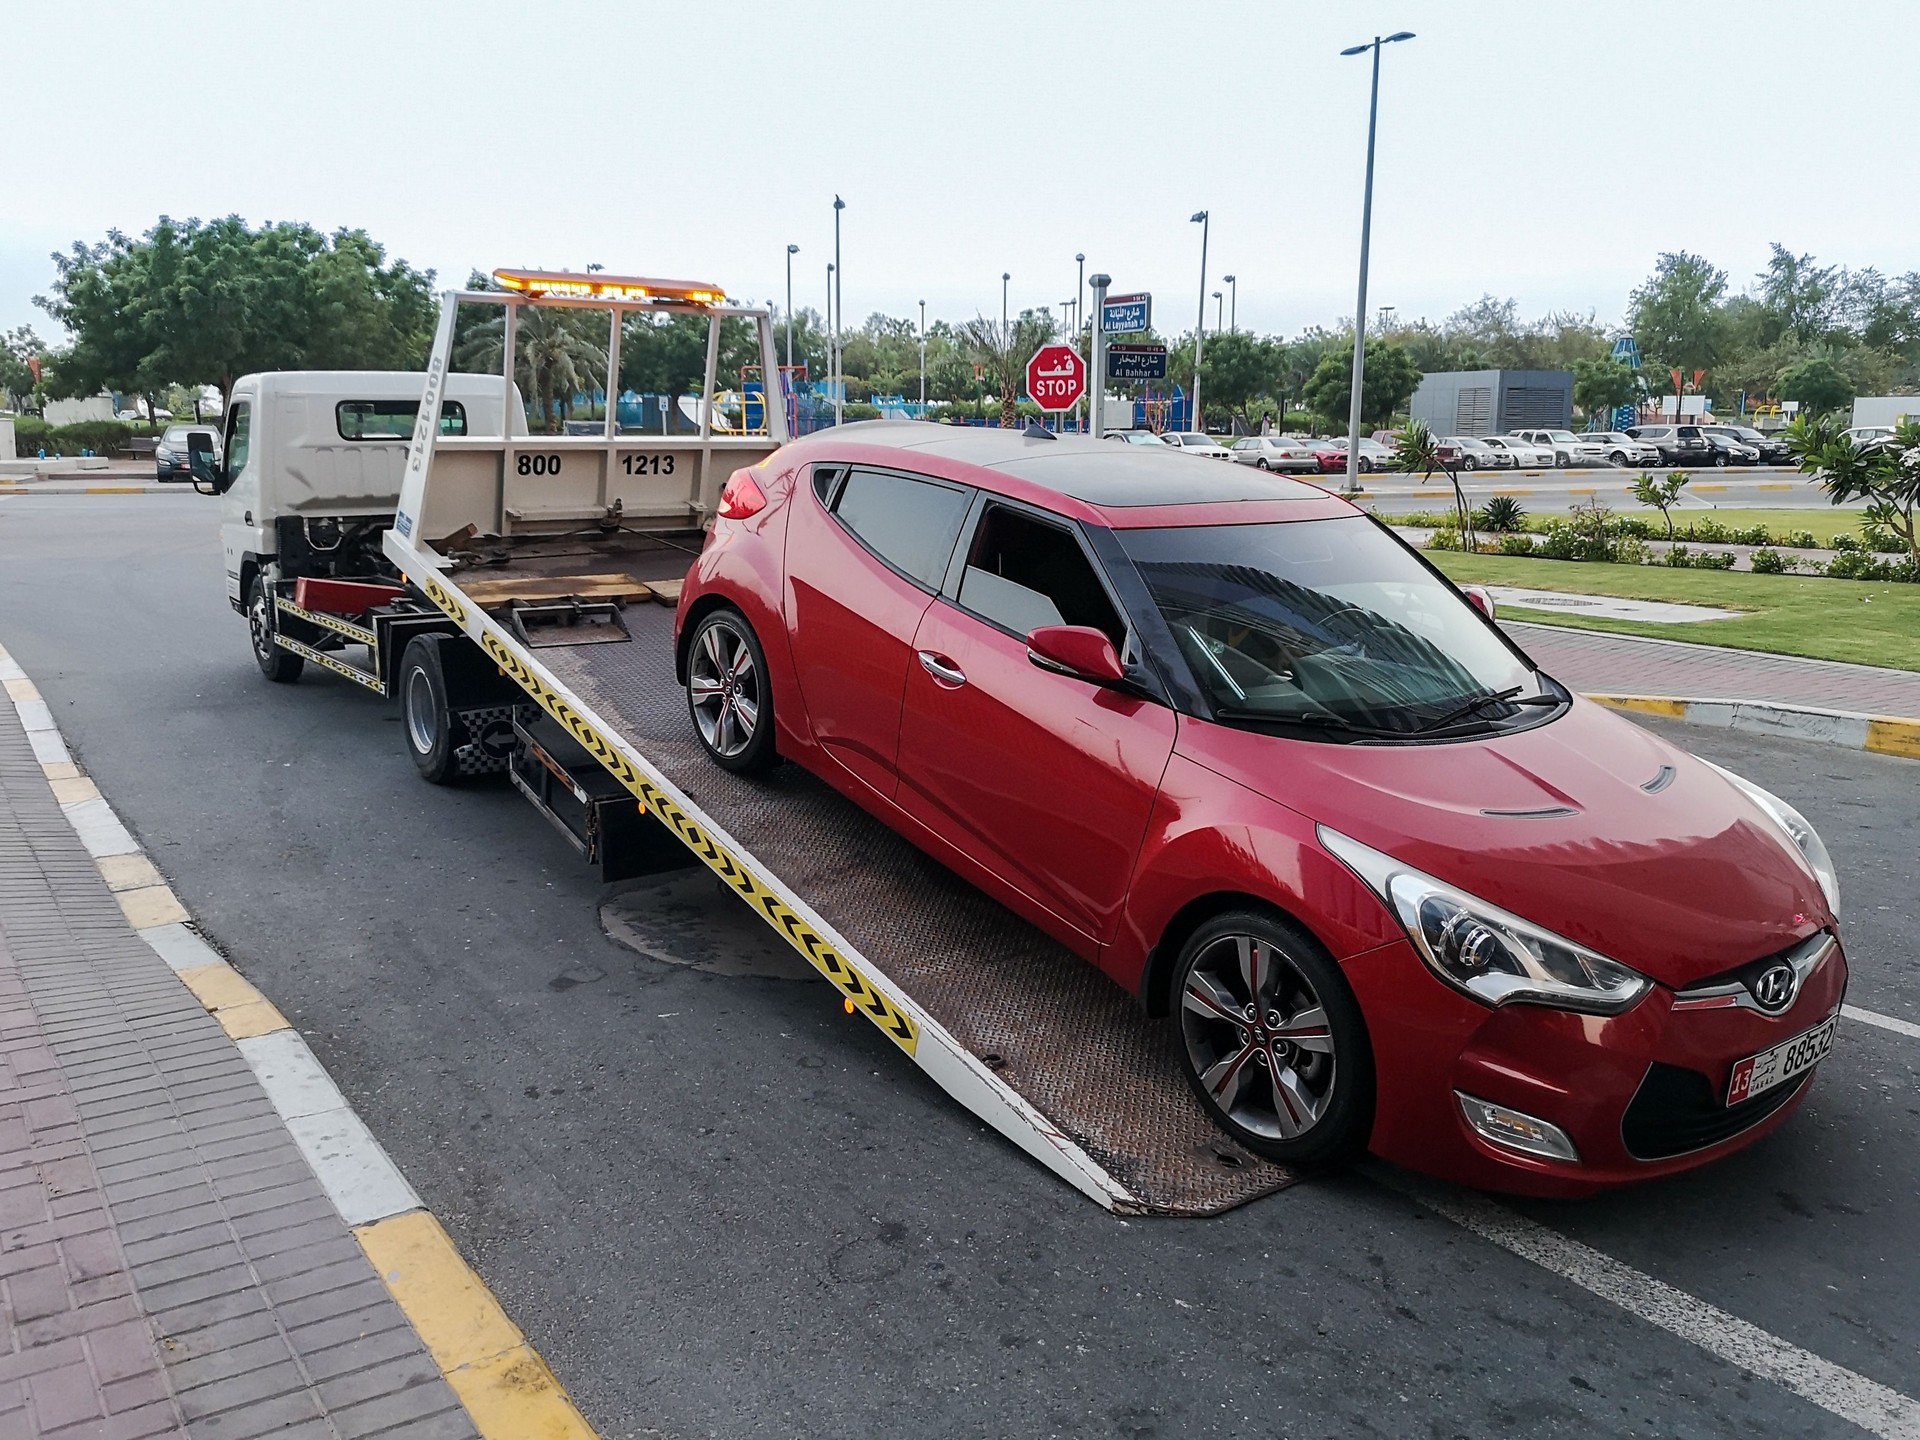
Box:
[399, 636, 462, 784]
[248, 577, 304, 684]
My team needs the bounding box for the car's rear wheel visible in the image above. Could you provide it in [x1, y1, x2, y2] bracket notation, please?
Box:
[1256, 457, 1271, 470]
[686, 609, 778, 774]
[1713, 452, 1728, 467]
[1172, 909, 1374, 1170]
[1459, 456, 1476, 472]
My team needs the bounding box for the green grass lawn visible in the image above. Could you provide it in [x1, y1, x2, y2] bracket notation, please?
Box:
[1426, 553, 1920, 672]
[1378, 506, 1874, 547]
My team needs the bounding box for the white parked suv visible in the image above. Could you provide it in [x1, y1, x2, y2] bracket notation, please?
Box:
[1582, 431, 1663, 467]
[1509, 429, 1609, 467]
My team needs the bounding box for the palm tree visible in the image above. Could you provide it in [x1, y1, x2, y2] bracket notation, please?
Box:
[960, 309, 1057, 427]
[455, 305, 607, 433]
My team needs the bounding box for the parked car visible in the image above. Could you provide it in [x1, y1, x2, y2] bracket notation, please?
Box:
[1582, 431, 1663, 467]
[1480, 435, 1556, 469]
[1701, 425, 1792, 465]
[675, 423, 1848, 1192]
[1844, 425, 1893, 448]
[1701, 432, 1761, 467]
[1310, 443, 1348, 475]
[1231, 436, 1323, 472]
[1437, 436, 1512, 471]
[1105, 430, 1175, 447]
[154, 424, 222, 483]
[1326, 436, 1397, 474]
[1161, 431, 1234, 461]
[1509, 429, 1610, 468]
[1626, 425, 1716, 467]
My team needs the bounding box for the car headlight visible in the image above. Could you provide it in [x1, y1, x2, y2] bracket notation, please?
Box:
[1699, 761, 1839, 916]
[1318, 826, 1652, 1014]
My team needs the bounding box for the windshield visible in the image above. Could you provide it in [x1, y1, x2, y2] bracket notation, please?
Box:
[1119, 517, 1550, 737]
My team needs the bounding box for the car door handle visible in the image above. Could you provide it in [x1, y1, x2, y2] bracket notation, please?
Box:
[917, 651, 967, 688]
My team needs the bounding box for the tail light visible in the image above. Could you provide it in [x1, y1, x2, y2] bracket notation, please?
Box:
[717, 470, 767, 520]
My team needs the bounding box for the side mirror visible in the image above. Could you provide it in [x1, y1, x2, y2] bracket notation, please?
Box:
[1026, 624, 1127, 685]
[187, 434, 222, 495]
[1462, 585, 1496, 621]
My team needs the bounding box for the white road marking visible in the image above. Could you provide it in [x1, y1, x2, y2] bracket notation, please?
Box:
[1378, 1170, 1920, 1440]
[1845, 1005, 1920, 1042]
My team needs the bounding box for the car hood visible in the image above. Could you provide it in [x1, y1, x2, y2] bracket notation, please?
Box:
[1176, 699, 1828, 986]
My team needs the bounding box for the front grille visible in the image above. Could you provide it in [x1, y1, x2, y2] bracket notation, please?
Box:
[1621, 1062, 1808, 1160]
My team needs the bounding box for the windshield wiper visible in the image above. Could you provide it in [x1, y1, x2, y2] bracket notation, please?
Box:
[1414, 686, 1560, 734]
[1211, 706, 1404, 739]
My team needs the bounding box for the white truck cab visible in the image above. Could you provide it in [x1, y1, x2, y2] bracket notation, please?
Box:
[213, 370, 522, 616]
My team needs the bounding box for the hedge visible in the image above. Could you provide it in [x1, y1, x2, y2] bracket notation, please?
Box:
[9, 417, 160, 458]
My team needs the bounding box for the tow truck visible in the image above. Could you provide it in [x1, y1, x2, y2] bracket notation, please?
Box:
[194, 271, 1292, 1215]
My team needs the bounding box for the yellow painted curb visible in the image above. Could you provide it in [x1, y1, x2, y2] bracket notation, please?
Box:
[97, 852, 163, 893]
[117, 883, 190, 930]
[50, 775, 101, 806]
[1693, 482, 1728, 492]
[1586, 694, 1688, 719]
[1758, 481, 1795, 490]
[176, 960, 290, 1037]
[83, 485, 146, 494]
[357, 1211, 598, 1440]
[1866, 717, 1920, 760]
[41, 761, 81, 781]
[216, 1000, 294, 1040]
[5, 677, 39, 702]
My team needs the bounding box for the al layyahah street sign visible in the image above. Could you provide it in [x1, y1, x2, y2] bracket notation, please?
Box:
[1106, 343, 1167, 380]
[1101, 293, 1151, 334]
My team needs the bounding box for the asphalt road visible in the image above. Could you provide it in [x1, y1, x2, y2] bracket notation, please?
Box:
[3, 493, 1917, 1440]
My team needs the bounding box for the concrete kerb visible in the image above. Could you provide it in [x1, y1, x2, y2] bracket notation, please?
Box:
[1586, 694, 1920, 760]
[0, 638, 601, 1440]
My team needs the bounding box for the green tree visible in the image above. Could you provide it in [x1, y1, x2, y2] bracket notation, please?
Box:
[1, 327, 46, 410]
[1392, 418, 1475, 549]
[1198, 331, 1284, 432]
[1630, 470, 1691, 539]
[1777, 356, 1854, 416]
[1628, 251, 1729, 377]
[1572, 357, 1637, 422]
[961, 309, 1056, 427]
[1786, 414, 1920, 564]
[37, 216, 436, 407]
[1300, 339, 1421, 426]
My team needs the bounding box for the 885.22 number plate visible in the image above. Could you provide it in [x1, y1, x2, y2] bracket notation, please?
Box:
[1726, 1012, 1837, 1105]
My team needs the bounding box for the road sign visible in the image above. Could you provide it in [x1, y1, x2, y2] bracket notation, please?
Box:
[1102, 293, 1151, 334]
[1025, 344, 1086, 411]
[1106, 343, 1166, 380]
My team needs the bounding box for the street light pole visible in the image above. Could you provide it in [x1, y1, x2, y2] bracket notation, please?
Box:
[832, 196, 845, 426]
[1213, 291, 1223, 334]
[1224, 274, 1237, 332]
[1339, 30, 1415, 493]
[918, 299, 926, 410]
[1002, 272, 1011, 343]
[784, 244, 798, 370]
[1190, 210, 1209, 433]
[825, 262, 835, 422]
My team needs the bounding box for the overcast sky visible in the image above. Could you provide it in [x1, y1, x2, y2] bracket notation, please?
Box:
[7, 0, 1918, 345]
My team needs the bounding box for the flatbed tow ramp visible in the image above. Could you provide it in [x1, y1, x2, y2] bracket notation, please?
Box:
[378, 274, 1289, 1215]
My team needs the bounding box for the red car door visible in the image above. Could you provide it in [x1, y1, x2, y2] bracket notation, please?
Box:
[784, 464, 972, 800]
[894, 501, 1177, 948]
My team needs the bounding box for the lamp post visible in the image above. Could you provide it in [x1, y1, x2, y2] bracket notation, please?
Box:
[784, 244, 798, 370]
[1190, 210, 1209, 433]
[832, 196, 845, 425]
[1339, 29, 1415, 493]
[1213, 291, 1224, 333]
[1075, 253, 1086, 336]
[825, 262, 835, 422]
[918, 299, 927, 410]
[1224, 274, 1237, 332]
[1002, 272, 1011, 343]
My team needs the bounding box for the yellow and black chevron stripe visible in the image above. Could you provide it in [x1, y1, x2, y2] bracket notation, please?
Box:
[277, 599, 377, 648]
[275, 635, 386, 694]
[418, 573, 468, 628]
[464, 627, 919, 1054]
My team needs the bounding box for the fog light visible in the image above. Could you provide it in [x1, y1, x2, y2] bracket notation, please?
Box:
[1456, 1092, 1580, 1163]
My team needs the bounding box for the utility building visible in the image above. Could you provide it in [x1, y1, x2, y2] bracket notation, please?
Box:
[1408, 369, 1573, 435]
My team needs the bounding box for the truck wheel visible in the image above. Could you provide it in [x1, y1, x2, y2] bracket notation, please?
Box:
[686, 609, 777, 774]
[399, 636, 462, 784]
[1172, 909, 1374, 1171]
[248, 577, 304, 684]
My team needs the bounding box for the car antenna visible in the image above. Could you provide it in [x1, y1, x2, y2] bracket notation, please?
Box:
[1023, 421, 1056, 440]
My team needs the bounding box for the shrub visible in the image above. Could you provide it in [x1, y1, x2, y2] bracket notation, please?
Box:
[1749, 548, 1788, 574]
[1829, 533, 1861, 552]
[1475, 495, 1526, 533]
[1663, 545, 1692, 567]
[1693, 550, 1737, 570]
[1537, 520, 1584, 560]
[1862, 519, 1906, 554]
[1613, 516, 1655, 539]
[1424, 526, 1463, 552]
[11, 418, 136, 458]
[1784, 530, 1818, 549]
[1734, 526, 1773, 546]
[1498, 532, 1538, 556]
[1686, 518, 1734, 544]
[1825, 550, 1885, 580]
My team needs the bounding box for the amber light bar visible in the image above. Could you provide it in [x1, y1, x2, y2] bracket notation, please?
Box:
[490, 269, 724, 304]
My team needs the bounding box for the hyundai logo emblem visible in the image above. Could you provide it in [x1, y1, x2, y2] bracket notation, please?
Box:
[1750, 963, 1797, 1013]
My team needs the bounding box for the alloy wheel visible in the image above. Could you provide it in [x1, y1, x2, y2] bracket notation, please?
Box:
[689, 618, 761, 759]
[1179, 932, 1337, 1141]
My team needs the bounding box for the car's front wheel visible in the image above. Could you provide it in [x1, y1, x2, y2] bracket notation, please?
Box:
[1357, 457, 1373, 474]
[1172, 909, 1374, 1170]
[686, 609, 778, 774]
[1459, 456, 1476, 472]
[1712, 451, 1729, 467]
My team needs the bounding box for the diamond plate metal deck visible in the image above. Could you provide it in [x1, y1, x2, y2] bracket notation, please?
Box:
[538, 604, 1292, 1215]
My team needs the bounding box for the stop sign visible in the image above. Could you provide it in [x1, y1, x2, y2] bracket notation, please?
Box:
[1025, 344, 1086, 411]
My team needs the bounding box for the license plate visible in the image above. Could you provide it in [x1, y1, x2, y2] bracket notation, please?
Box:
[1726, 1013, 1837, 1105]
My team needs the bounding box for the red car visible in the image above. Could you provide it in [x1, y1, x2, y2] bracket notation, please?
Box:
[673, 424, 1845, 1196]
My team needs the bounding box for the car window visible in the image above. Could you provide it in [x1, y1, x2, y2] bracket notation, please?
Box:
[224, 403, 252, 476]
[955, 504, 1126, 648]
[337, 399, 468, 441]
[832, 468, 972, 590]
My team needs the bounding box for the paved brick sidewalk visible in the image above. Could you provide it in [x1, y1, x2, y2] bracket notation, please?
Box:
[1506, 621, 1920, 718]
[0, 700, 478, 1437]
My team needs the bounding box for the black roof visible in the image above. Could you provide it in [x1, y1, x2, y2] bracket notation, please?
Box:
[823, 421, 1327, 507]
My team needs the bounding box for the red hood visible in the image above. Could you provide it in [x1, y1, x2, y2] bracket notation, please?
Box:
[1176, 699, 1829, 986]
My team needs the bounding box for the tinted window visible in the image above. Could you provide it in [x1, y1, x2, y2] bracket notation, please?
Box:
[225, 403, 252, 475]
[832, 469, 970, 588]
[955, 505, 1125, 647]
[336, 399, 468, 441]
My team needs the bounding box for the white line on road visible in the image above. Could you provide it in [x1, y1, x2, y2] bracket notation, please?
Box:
[1377, 1169, 1920, 1439]
[1845, 1005, 1920, 1041]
